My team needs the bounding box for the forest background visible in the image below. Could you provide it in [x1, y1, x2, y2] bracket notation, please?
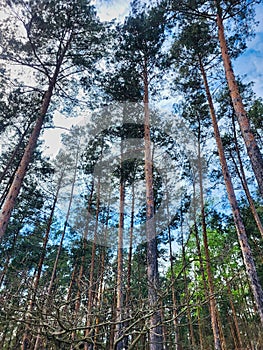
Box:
[0, 0, 263, 349]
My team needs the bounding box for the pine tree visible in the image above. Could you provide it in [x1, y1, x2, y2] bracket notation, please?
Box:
[0, 0, 104, 237]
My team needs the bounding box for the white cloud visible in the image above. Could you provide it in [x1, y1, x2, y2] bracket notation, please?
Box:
[95, 0, 130, 22]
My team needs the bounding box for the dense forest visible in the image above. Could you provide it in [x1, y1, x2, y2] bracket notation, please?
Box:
[0, 0, 263, 349]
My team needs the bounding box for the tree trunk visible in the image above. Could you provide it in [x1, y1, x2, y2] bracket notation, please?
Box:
[143, 59, 163, 350]
[126, 181, 135, 309]
[70, 181, 94, 348]
[35, 172, 64, 295]
[47, 149, 79, 297]
[34, 148, 78, 350]
[197, 125, 222, 350]
[181, 230, 196, 349]
[0, 32, 72, 238]
[0, 228, 19, 287]
[225, 279, 243, 349]
[197, 303, 204, 350]
[123, 180, 135, 350]
[0, 122, 32, 185]
[199, 56, 263, 326]
[22, 173, 63, 349]
[115, 162, 125, 350]
[165, 178, 181, 350]
[84, 178, 101, 350]
[67, 262, 78, 302]
[216, 7, 263, 197]
[230, 114, 263, 239]
[94, 194, 111, 349]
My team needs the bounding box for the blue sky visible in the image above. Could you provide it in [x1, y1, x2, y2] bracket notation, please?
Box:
[234, 3, 263, 98]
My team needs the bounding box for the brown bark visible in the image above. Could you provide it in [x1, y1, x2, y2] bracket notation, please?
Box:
[0, 174, 13, 210]
[109, 295, 117, 350]
[67, 262, 78, 302]
[143, 59, 163, 350]
[94, 197, 111, 349]
[228, 316, 239, 350]
[216, 7, 263, 197]
[0, 96, 45, 239]
[199, 56, 263, 326]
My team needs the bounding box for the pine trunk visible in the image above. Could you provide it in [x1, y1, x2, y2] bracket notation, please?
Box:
[197, 133, 222, 350]
[115, 169, 125, 350]
[0, 32, 72, 238]
[199, 56, 263, 326]
[216, 9, 263, 197]
[84, 178, 101, 350]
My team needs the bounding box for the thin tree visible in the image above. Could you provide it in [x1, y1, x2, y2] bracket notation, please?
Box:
[0, 0, 103, 237]
[199, 55, 263, 325]
[215, 0, 263, 197]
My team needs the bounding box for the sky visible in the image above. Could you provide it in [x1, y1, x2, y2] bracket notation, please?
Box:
[234, 3, 263, 97]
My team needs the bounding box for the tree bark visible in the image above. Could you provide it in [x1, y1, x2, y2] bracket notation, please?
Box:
[199, 56, 263, 326]
[216, 7, 263, 197]
[143, 59, 163, 350]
